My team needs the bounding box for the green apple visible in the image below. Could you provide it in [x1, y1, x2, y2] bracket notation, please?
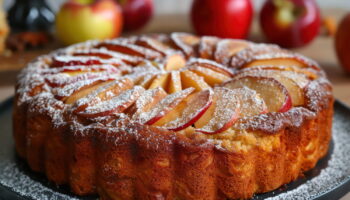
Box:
[55, 0, 123, 45]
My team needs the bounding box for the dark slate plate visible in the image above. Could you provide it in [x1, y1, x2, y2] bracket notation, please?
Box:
[0, 97, 350, 200]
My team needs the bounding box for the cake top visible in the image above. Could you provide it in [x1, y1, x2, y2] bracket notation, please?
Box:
[15, 32, 332, 140]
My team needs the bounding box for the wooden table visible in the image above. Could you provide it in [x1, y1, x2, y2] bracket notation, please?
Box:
[0, 10, 349, 199]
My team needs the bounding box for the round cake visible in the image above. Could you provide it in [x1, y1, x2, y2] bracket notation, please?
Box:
[13, 33, 333, 200]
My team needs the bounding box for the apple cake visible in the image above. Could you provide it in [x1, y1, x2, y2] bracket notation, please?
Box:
[13, 33, 333, 200]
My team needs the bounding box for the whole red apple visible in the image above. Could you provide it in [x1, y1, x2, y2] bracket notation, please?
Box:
[335, 13, 350, 74]
[191, 0, 253, 39]
[260, 0, 321, 48]
[55, 0, 123, 45]
[118, 0, 153, 32]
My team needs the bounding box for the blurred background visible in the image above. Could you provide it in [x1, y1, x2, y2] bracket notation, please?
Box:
[2, 0, 350, 14]
[0, 0, 349, 111]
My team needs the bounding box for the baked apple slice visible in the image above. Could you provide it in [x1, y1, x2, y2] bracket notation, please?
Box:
[189, 65, 231, 86]
[140, 87, 195, 125]
[56, 78, 115, 104]
[170, 32, 200, 56]
[51, 56, 105, 68]
[73, 49, 144, 65]
[222, 76, 292, 112]
[214, 39, 249, 65]
[136, 73, 157, 88]
[195, 87, 241, 134]
[45, 72, 102, 88]
[96, 41, 162, 60]
[73, 78, 134, 113]
[127, 87, 168, 119]
[167, 71, 182, 93]
[148, 73, 170, 90]
[44, 64, 121, 78]
[242, 65, 318, 80]
[153, 89, 213, 131]
[180, 70, 210, 91]
[241, 53, 320, 71]
[135, 36, 173, 56]
[234, 69, 307, 106]
[188, 58, 234, 77]
[198, 36, 219, 59]
[163, 54, 186, 71]
[76, 86, 145, 118]
[231, 87, 268, 117]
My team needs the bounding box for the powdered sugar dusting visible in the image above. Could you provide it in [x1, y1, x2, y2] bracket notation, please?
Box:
[136, 87, 194, 124]
[14, 32, 332, 140]
[78, 86, 145, 116]
[197, 87, 240, 133]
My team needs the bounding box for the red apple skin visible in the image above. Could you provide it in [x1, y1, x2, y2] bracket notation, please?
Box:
[51, 58, 102, 68]
[335, 13, 350, 74]
[168, 100, 213, 132]
[56, 0, 123, 45]
[195, 107, 240, 135]
[260, 0, 321, 48]
[278, 95, 292, 112]
[119, 0, 154, 32]
[46, 73, 100, 87]
[191, 0, 253, 39]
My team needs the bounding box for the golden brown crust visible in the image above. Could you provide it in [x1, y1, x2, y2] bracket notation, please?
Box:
[12, 33, 334, 199]
[12, 99, 332, 199]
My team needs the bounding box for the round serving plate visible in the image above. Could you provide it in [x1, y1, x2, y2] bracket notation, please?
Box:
[0, 97, 350, 200]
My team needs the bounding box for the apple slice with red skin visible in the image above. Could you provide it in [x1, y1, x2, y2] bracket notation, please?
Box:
[153, 89, 213, 131]
[96, 41, 162, 60]
[198, 36, 219, 59]
[135, 36, 173, 56]
[73, 77, 134, 113]
[195, 87, 241, 134]
[222, 76, 292, 112]
[240, 53, 320, 71]
[241, 65, 318, 80]
[140, 87, 195, 125]
[214, 39, 250, 65]
[189, 65, 231, 86]
[44, 64, 121, 76]
[52, 55, 127, 69]
[188, 58, 234, 77]
[170, 32, 200, 57]
[127, 87, 168, 119]
[76, 86, 145, 118]
[56, 78, 115, 104]
[45, 72, 102, 88]
[233, 69, 307, 106]
[230, 44, 285, 68]
[51, 56, 103, 68]
[73, 49, 144, 65]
